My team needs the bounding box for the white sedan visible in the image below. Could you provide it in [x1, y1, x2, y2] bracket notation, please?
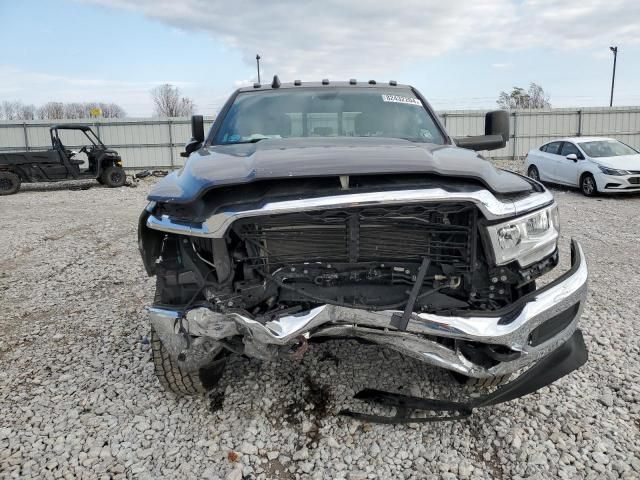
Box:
[524, 137, 640, 196]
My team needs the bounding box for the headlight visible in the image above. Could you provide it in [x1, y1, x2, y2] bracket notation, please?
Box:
[487, 205, 559, 266]
[598, 165, 629, 176]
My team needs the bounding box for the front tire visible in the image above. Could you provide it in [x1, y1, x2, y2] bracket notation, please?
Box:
[527, 165, 540, 182]
[580, 173, 598, 197]
[101, 166, 126, 188]
[151, 327, 227, 396]
[0, 171, 21, 195]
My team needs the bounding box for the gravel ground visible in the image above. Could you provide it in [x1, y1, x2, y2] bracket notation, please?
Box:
[1, 170, 640, 480]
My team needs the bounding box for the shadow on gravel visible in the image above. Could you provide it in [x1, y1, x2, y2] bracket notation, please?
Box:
[20, 180, 101, 192]
[202, 340, 463, 433]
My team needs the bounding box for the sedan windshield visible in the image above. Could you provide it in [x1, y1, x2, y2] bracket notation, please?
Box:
[214, 88, 445, 145]
[578, 139, 638, 158]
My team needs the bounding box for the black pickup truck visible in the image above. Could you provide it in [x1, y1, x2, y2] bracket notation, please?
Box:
[139, 78, 589, 423]
[0, 124, 126, 195]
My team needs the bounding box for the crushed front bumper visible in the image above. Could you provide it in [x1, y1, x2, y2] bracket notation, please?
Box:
[341, 329, 588, 423]
[150, 239, 588, 379]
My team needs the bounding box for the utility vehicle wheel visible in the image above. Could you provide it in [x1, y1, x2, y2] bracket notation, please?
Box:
[450, 372, 511, 388]
[527, 165, 540, 182]
[580, 173, 597, 197]
[0, 171, 21, 195]
[150, 327, 227, 396]
[101, 166, 126, 188]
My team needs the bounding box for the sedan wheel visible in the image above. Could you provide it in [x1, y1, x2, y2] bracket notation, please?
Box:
[581, 174, 597, 197]
[527, 165, 540, 181]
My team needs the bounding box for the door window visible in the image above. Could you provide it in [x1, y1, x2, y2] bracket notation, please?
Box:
[560, 142, 582, 158]
[545, 142, 562, 155]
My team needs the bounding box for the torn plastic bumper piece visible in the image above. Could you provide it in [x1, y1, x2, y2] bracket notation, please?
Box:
[339, 328, 588, 424]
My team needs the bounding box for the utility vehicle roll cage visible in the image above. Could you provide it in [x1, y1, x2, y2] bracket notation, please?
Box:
[49, 124, 106, 150]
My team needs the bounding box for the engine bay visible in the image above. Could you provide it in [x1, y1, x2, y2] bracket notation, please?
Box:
[149, 201, 558, 319]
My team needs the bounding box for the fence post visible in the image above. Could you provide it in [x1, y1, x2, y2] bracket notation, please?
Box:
[23, 122, 29, 151]
[512, 111, 518, 161]
[577, 110, 582, 136]
[168, 119, 174, 169]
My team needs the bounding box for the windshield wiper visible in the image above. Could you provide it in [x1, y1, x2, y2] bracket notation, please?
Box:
[353, 135, 429, 144]
[224, 137, 269, 145]
[395, 136, 429, 143]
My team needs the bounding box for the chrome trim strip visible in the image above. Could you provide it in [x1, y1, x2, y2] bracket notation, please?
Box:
[149, 240, 587, 378]
[146, 187, 554, 238]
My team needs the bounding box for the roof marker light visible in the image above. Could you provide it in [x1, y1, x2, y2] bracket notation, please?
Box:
[253, 82, 261, 88]
[368, 79, 376, 85]
[389, 80, 397, 86]
[271, 75, 281, 88]
[322, 79, 329, 85]
[349, 79, 357, 85]
[294, 79, 302, 86]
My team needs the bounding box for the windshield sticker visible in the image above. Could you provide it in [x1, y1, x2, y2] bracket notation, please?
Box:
[381, 94, 422, 106]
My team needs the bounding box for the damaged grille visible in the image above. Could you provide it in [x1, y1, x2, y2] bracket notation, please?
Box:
[233, 203, 477, 270]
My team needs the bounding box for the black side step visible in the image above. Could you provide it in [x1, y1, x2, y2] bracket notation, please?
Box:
[340, 390, 472, 424]
[339, 329, 588, 424]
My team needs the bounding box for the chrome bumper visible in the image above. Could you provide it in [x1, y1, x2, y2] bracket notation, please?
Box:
[150, 239, 588, 378]
[145, 187, 555, 238]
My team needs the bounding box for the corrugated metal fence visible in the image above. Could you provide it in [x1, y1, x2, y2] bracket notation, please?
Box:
[1, 107, 639, 170]
[0, 117, 216, 170]
[440, 106, 640, 161]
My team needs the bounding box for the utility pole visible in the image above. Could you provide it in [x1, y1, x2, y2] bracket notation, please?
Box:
[609, 46, 618, 107]
[256, 54, 261, 84]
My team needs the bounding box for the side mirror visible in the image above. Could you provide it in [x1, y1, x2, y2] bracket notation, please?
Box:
[566, 153, 578, 162]
[485, 110, 510, 142]
[454, 110, 510, 151]
[181, 115, 205, 158]
[191, 115, 205, 142]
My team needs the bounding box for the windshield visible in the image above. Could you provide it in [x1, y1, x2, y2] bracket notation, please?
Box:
[213, 88, 445, 145]
[578, 139, 638, 158]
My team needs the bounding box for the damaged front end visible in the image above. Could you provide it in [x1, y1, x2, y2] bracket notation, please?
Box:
[139, 180, 588, 418]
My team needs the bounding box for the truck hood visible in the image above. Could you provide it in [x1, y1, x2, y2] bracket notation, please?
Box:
[148, 137, 533, 203]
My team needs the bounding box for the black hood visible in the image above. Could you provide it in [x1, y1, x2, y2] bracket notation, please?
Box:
[148, 137, 533, 203]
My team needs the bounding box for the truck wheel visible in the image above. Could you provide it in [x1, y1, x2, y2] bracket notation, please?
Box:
[0, 171, 21, 195]
[450, 372, 511, 388]
[101, 166, 126, 188]
[151, 327, 227, 396]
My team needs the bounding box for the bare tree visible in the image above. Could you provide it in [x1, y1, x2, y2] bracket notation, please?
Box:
[17, 103, 36, 120]
[99, 102, 126, 118]
[37, 102, 66, 120]
[0, 101, 37, 120]
[150, 84, 195, 117]
[1, 101, 20, 120]
[64, 102, 87, 119]
[1, 99, 126, 120]
[497, 83, 551, 109]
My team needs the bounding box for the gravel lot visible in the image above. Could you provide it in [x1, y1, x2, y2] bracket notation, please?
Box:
[1, 171, 640, 480]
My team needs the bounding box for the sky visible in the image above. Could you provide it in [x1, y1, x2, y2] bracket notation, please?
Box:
[1, 0, 639, 117]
